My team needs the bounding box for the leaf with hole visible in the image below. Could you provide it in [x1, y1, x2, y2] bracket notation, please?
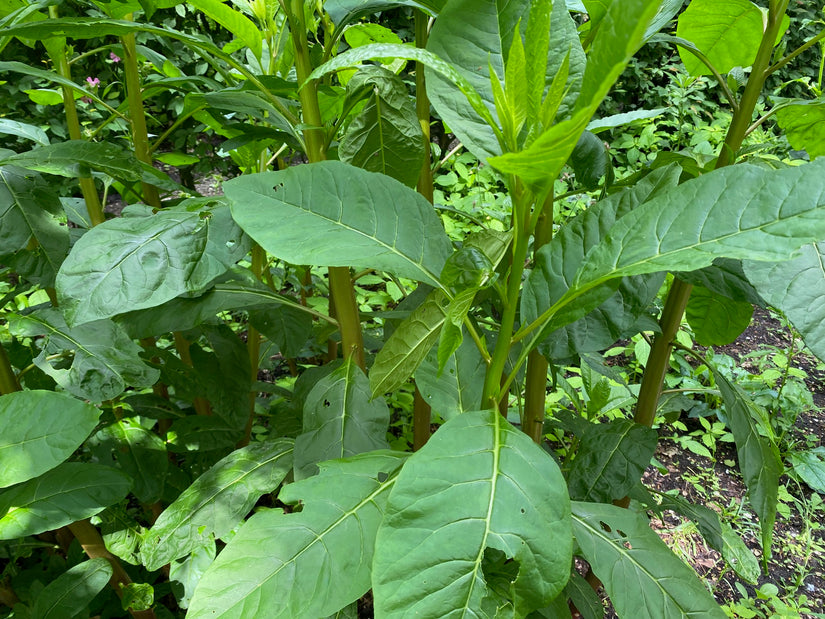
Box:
[373, 410, 571, 617]
[572, 501, 726, 618]
[294, 358, 390, 480]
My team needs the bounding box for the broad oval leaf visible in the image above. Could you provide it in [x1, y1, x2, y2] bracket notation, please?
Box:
[325, 0, 445, 27]
[744, 242, 825, 362]
[294, 358, 390, 479]
[339, 66, 425, 187]
[685, 283, 753, 346]
[225, 161, 452, 287]
[142, 438, 294, 571]
[187, 451, 409, 619]
[530, 159, 825, 341]
[0, 165, 69, 286]
[788, 447, 825, 494]
[776, 100, 825, 160]
[57, 203, 249, 326]
[0, 391, 101, 488]
[0, 141, 142, 181]
[373, 410, 572, 617]
[676, 0, 767, 76]
[31, 558, 112, 619]
[0, 463, 132, 539]
[572, 501, 727, 618]
[7, 308, 159, 402]
[0, 119, 49, 146]
[522, 164, 680, 360]
[90, 418, 168, 503]
[567, 419, 657, 503]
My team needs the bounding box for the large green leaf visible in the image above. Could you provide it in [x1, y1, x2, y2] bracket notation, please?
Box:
[527, 159, 825, 342]
[675, 0, 766, 76]
[187, 451, 409, 619]
[339, 66, 425, 188]
[426, 0, 584, 161]
[567, 419, 657, 503]
[31, 558, 113, 619]
[0, 119, 49, 146]
[370, 288, 449, 396]
[225, 161, 452, 287]
[324, 0, 445, 27]
[188, 0, 261, 59]
[776, 99, 825, 160]
[308, 44, 499, 135]
[0, 391, 101, 488]
[373, 410, 572, 617]
[141, 439, 294, 571]
[744, 242, 825, 362]
[0, 165, 70, 286]
[0, 463, 132, 539]
[91, 418, 168, 503]
[115, 269, 325, 339]
[678, 258, 765, 307]
[0, 141, 142, 181]
[169, 541, 215, 610]
[711, 367, 781, 555]
[572, 502, 726, 618]
[522, 164, 679, 360]
[788, 447, 825, 494]
[489, 0, 661, 188]
[415, 334, 486, 420]
[685, 283, 753, 346]
[653, 491, 760, 584]
[294, 358, 390, 479]
[57, 203, 249, 326]
[8, 308, 159, 402]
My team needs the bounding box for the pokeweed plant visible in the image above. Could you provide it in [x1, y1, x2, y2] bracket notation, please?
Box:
[2, 0, 825, 617]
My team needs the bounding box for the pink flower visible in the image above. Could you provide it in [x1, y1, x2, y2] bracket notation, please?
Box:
[109, 52, 121, 63]
[86, 76, 100, 88]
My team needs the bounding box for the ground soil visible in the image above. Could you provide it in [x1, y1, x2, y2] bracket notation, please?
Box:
[624, 307, 825, 618]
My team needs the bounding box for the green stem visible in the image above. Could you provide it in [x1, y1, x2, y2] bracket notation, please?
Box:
[412, 9, 433, 450]
[285, 0, 365, 370]
[634, 2, 790, 429]
[767, 26, 825, 76]
[48, 6, 105, 227]
[120, 18, 160, 208]
[0, 343, 20, 394]
[482, 181, 531, 410]
[522, 194, 554, 443]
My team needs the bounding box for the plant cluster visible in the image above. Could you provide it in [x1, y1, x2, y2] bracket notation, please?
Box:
[1, 0, 825, 618]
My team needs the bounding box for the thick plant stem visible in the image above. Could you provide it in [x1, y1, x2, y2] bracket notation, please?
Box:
[173, 332, 212, 416]
[633, 2, 790, 428]
[412, 8, 433, 450]
[120, 19, 161, 208]
[0, 582, 18, 608]
[523, 195, 554, 442]
[634, 279, 693, 427]
[67, 520, 157, 619]
[48, 6, 105, 227]
[0, 344, 20, 395]
[482, 182, 531, 410]
[286, 0, 365, 370]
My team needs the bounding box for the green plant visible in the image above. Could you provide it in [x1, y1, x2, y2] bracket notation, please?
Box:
[2, 1, 825, 618]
